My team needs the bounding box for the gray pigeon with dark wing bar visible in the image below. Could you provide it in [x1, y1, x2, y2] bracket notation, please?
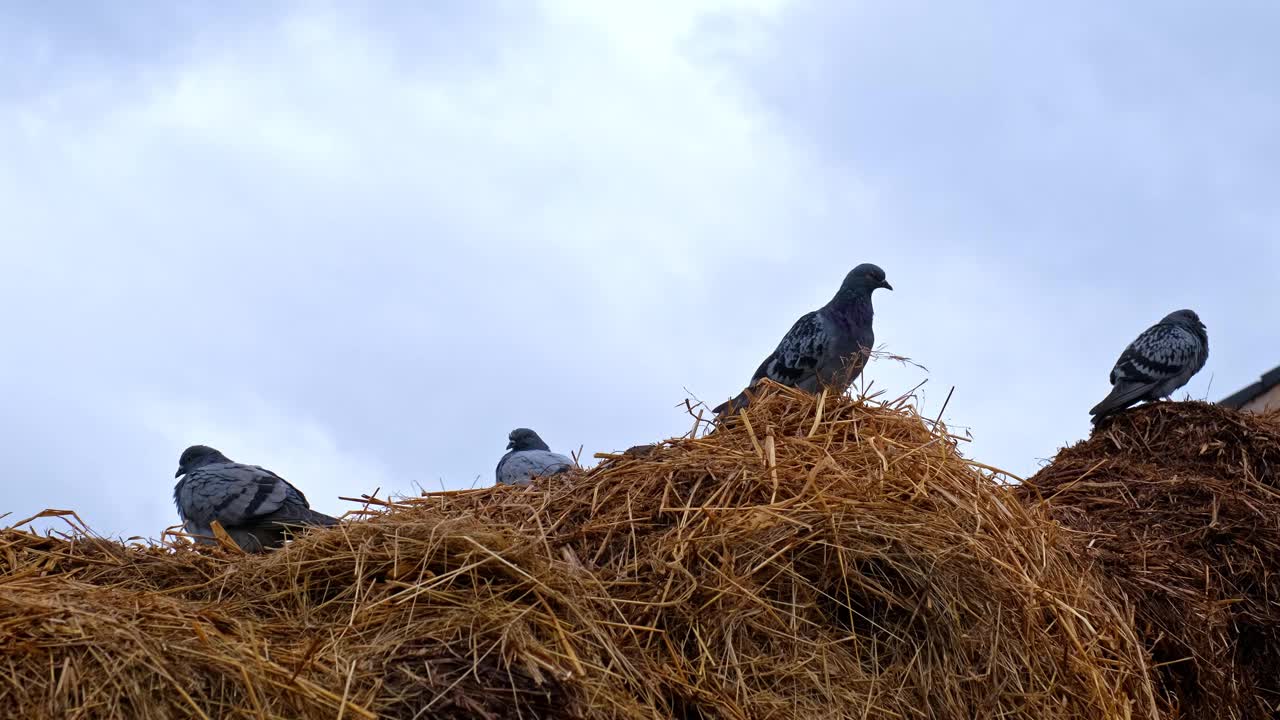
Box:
[496, 428, 574, 486]
[173, 445, 338, 552]
[715, 263, 892, 416]
[1089, 309, 1209, 423]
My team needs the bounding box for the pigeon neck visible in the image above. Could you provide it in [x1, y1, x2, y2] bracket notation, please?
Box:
[1169, 319, 1208, 348]
[824, 292, 875, 333]
[1191, 323, 1209, 350]
[827, 288, 874, 322]
[1193, 323, 1207, 342]
[515, 439, 551, 452]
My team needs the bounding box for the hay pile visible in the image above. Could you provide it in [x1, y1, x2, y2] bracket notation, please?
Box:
[1020, 402, 1280, 719]
[0, 385, 1159, 719]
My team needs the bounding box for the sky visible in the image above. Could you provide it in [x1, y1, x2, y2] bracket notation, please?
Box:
[2, 1, 1277, 540]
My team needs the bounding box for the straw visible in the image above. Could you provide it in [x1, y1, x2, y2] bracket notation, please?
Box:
[0, 383, 1160, 719]
[1020, 401, 1280, 720]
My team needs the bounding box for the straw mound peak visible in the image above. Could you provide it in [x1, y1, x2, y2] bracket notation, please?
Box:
[1021, 401, 1280, 720]
[1, 384, 1158, 719]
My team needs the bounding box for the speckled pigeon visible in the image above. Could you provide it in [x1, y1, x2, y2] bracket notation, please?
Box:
[1089, 309, 1208, 423]
[714, 263, 892, 416]
[173, 445, 338, 552]
[495, 428, 574, 486]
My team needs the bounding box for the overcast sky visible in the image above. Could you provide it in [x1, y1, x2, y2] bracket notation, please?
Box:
[3, 1, 1277, 540]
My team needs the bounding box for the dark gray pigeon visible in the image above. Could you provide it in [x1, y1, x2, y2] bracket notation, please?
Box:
[715, 263, 892, 415]
[1089, 309, 1209, 423]
[172, 445, 338, 552]
[495, 428, 574, 486]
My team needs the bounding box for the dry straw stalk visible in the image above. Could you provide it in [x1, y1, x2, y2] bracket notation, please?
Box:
[1, 383, 1161, 719]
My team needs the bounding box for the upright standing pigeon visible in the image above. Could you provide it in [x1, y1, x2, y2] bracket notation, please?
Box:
[715, 263, 892, 415]
[495, 428, 574, 486]
[1089, 309, 1209, 423]
[173, 445, 338, 552]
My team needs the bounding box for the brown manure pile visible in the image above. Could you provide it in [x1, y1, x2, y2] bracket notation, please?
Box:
[0, 384, 1158, 719]
[1019, 402, 1280, 719]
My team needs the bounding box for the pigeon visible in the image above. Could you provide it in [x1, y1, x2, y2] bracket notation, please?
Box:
[1089, 309, 1209, 423]
[495, 428, 574, 486]
[715, 263, 892, 416]
[173, 445, 339, 552]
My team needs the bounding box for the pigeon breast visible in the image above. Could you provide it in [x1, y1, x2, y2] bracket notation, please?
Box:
[495, 450, 574, 486]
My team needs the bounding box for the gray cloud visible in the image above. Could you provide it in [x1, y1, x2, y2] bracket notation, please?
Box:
[1, 1, 1275, 538]
[718, 0, 1280, 467]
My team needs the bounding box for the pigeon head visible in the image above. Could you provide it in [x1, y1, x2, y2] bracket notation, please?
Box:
[175, 444, 231, 478]
[1163, 308, 1204, 330]
[829, 262, 890, 303]
[834, 263, 892, 300]
[507, 428, 551, 452]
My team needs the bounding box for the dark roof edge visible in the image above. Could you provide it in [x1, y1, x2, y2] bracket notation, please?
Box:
[1263, 366, 1280, 386]
[1220, 382, 1265, 409]
[1219, 363, 1280, 409]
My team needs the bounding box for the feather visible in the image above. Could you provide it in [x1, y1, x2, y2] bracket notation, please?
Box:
[1090, 310, 1208, 423]
[173, 447, 337, 552]
[716, 263, 889, 417]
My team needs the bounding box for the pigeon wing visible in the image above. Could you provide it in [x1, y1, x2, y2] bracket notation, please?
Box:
[755, 311, 828, 386]
[1091, 323, 1201, 419]
[177, 463, 293, 529]
[1110, 323, 1200, 387]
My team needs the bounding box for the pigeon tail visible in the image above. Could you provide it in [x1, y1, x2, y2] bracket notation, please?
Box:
[297, 508, 340, 526]
[1088, 382, 1152, 423]
[713, 393, 746, 417]
[220, 511, 337, 553]
[260, 507, 340, 534]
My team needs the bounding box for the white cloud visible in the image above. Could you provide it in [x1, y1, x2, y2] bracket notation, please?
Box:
[0, 0, 853, 538]
[137, 392, 396, 516]
[2, 1, 1277, 539]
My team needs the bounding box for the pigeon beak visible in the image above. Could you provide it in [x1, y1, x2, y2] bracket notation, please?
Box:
[880, 280, 893, 291]
[174, 467, 184, 478]
[506, 441, 515, 450]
